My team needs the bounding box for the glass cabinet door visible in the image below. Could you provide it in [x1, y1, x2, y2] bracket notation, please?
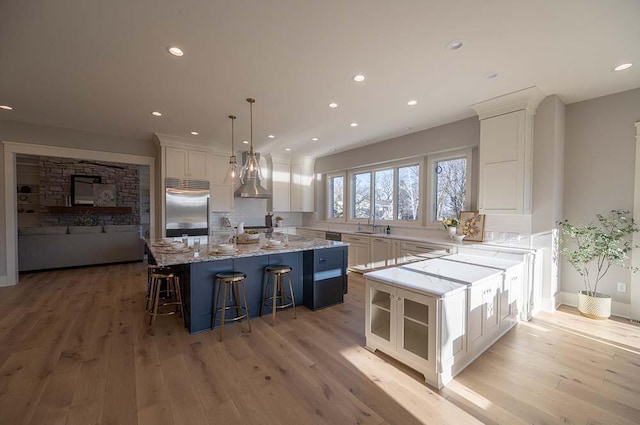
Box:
[369, 285, 392, 342]
[398, 289, 436, 366]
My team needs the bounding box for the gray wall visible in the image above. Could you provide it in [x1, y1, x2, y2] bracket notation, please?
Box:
[0, 120, 156, 278]
[563, 87, 640, 303]
[315, 117, 479, 173]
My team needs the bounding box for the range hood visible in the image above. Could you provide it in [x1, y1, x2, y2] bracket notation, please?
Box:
[234, 152, 272, 198]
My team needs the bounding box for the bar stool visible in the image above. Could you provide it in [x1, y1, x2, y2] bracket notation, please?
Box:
[261, 265, 297, 325]
[147, 265, 184, 335]
[212, 272, 251, 341]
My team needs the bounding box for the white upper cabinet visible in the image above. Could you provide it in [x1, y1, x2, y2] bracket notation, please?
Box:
[206, 153, 234, 212]
[266, 155, 314, 212]
[165, 147, 207, 180]
[471, 87, 545, 215]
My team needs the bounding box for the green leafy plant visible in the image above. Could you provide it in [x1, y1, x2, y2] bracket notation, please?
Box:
[558, 210, 639, 296]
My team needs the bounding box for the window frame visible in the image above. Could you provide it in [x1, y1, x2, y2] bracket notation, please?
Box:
[346, 158, 423, 226]
[326, 172, 346, 222]
[425, 148, 472, 227]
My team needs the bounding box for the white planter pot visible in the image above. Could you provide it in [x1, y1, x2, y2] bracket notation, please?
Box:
[577, 291, 611, 320]
[447, 227, 457, 238]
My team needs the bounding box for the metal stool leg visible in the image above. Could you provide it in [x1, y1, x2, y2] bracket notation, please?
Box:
[239, 280, 252, 334]
[150, 275, 162, 335]
[287, 272, 297, 319]
[271, 273, 278, 325]
[218, 280, 228, 341]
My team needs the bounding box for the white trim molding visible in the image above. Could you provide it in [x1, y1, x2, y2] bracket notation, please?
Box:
[632, 121, 640, 321]
[469, 86, 546, 120]
[2, 141, 157, 286]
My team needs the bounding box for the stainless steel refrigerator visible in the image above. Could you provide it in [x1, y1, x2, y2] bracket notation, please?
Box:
[165, 178, 210, 237]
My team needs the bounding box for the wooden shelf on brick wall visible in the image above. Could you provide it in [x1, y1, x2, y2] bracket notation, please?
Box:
[48, 206, 132, 214]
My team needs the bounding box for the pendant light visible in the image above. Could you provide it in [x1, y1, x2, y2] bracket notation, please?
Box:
[223, 115, 239, 184]
[240, 98, 263, 183]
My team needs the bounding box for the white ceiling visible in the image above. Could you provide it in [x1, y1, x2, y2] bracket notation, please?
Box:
[1, 0, 639, 158]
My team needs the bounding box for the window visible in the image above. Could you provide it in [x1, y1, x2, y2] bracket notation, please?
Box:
[429, 149, 471, 223]
[327, 174, 345, 219]
[397, 164, 419, 220]
[348, 162, 420, 223]
[352, 172, 371, 219]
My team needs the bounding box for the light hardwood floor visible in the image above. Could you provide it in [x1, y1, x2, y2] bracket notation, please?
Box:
[1, 262, 639, 425]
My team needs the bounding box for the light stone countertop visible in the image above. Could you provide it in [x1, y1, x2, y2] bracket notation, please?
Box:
[147, 234, 347, 267]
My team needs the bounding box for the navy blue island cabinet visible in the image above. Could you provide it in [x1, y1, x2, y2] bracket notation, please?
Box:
[172, 244, 347, 334]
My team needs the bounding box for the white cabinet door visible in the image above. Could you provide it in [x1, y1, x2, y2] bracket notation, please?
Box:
[479, 110, 529, 213]
[187, 150, 207, 180]
[166, 147, 188, 179]
[396, 288, 437, 371]
[166, 147, 208, 179]
[371, 237, 391, 269]
[290, 161, 314, 212]
[271, 161, 291, 212]
[467, 277, 502, 357]
[366, 279, 395, 349]
[343, 235, 371, 270]
[207, 154, 234, 212]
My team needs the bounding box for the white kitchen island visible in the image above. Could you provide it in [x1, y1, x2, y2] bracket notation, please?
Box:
[364, 254, 524, 389]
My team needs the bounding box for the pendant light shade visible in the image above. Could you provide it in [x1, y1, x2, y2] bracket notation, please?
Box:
[234, 98, 271, 198]
[240, 98, 263, 182]
[223, 115, 239, 184]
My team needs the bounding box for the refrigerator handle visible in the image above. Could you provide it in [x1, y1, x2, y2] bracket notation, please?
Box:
[207, 197, 210, 235]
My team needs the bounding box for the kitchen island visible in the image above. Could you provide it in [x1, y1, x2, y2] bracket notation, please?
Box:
[365, 254, 524, 389]
[148, 235, 348, 333]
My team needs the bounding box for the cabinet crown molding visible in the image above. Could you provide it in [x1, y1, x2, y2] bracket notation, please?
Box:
[470, 86, 545, 120]
[154, 133, 227, 156]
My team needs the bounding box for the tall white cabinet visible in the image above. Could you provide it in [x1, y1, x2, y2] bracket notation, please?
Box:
[471, 87, 545, 215]
[265, 154, 314, 213]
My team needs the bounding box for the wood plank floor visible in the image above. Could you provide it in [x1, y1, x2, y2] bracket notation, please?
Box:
[1, 262, 639, 425]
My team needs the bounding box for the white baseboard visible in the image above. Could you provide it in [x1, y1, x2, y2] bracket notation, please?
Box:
[557, 291, 631, 319]
[0, 275, 13, 287]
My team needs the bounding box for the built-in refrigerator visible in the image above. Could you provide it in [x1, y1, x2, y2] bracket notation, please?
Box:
[165, 178, 210, 237]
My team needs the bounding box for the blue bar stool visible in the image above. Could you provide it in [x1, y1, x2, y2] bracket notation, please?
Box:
[212, 271, 251, 341]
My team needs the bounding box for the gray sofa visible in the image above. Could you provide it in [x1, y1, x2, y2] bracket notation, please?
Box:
[18, 225, 144, 271]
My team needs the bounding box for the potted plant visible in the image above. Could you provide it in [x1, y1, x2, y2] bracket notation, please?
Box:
[275, 216, 284, 227]
[442, 217, 459, 238]
[558, 210, 639, 319]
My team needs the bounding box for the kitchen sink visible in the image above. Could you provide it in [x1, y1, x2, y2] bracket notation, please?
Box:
[355, 231, 376, 234]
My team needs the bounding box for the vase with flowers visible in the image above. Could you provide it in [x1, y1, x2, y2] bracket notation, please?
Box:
[442, 217, 459, 239]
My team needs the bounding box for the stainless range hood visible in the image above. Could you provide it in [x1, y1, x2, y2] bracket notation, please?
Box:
[234, 152, 272, 198]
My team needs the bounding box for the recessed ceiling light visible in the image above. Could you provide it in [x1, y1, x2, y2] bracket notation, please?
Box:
[407, 100, 418, 106]
[350, 122, 358, 127]
[190, 131, 199, 136]
[311, 137, 319, 141]
[0, 105, 13, 110]
[446, 40, 463, 50]
[614, 63, 633, 71]
[151, 111, 162, 117]
[285, 148, 291, 152]
[242, 140, 249, 144]
[268, 134, 275, 139]
[404, 127, 413, 131]
[353, 74, 366, 82]
[328, 102, 338, 108]
[330, 148, 337, 152]
[167, 46, 184, 57]
[484, 72, 499, 79]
